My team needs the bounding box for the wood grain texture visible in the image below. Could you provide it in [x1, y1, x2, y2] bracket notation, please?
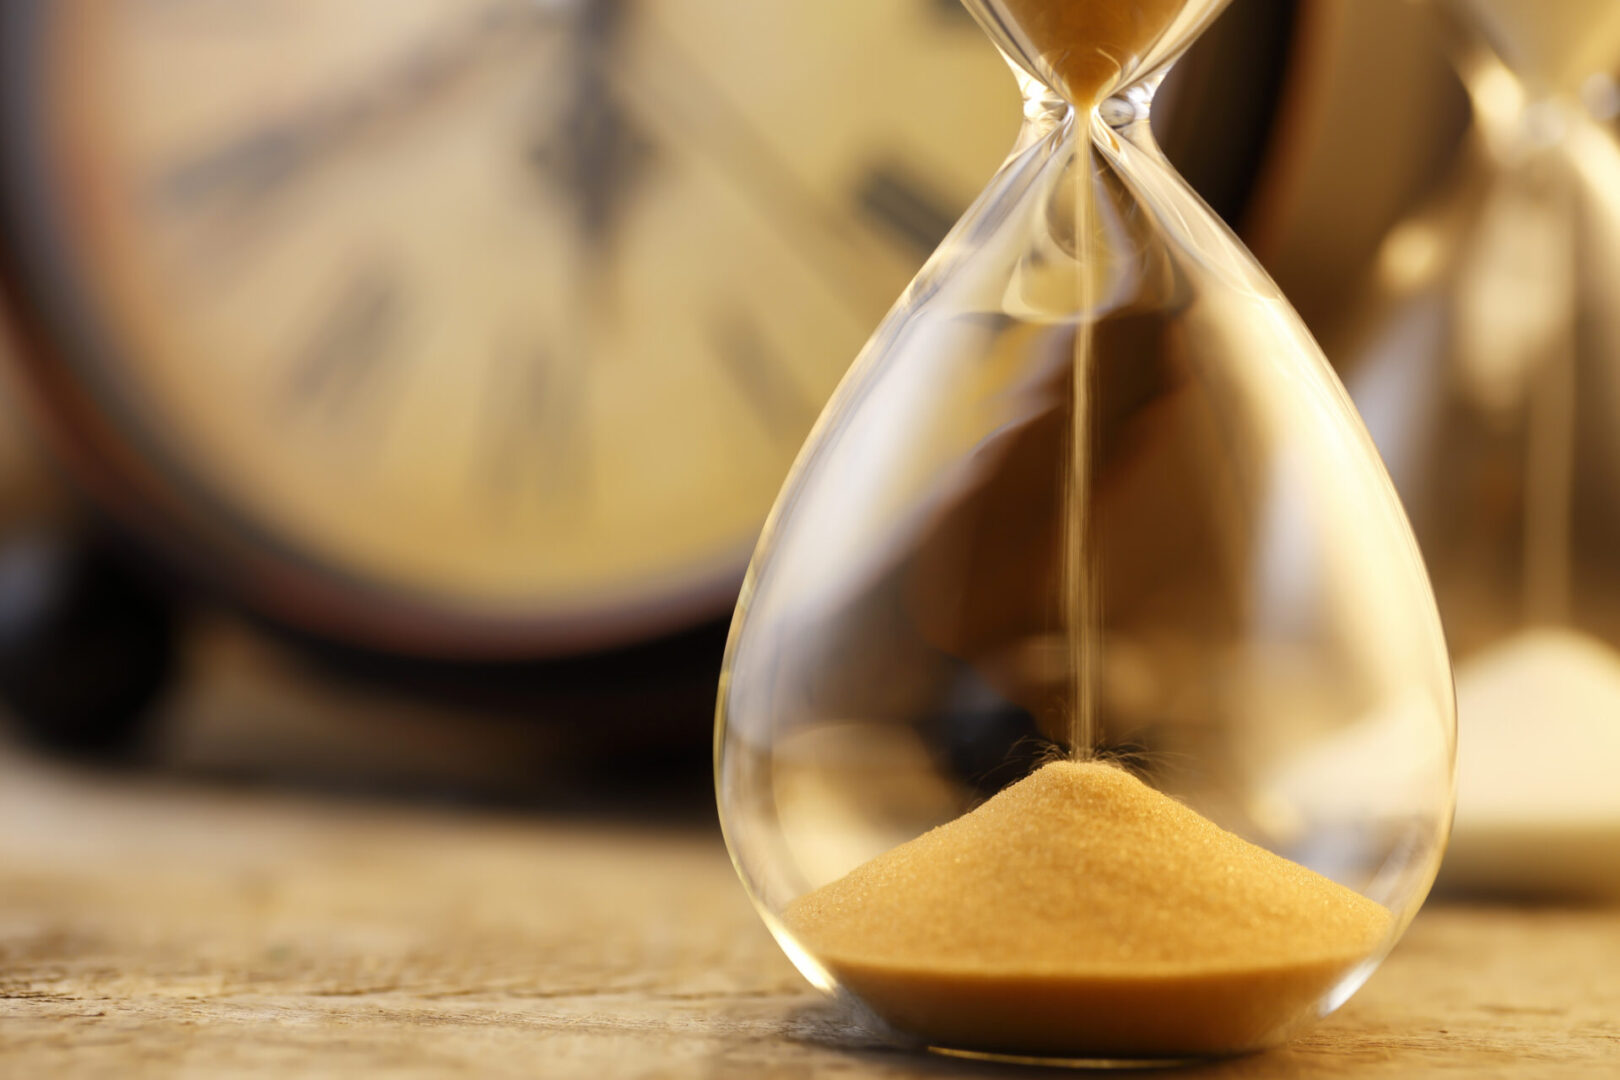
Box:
[0, 747, 1616, 1079]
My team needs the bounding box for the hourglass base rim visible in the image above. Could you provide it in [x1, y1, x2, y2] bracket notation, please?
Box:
[926, 1044, 1230, 1069]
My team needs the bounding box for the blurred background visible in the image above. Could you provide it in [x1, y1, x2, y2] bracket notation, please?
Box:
[2, 0, 1609, 899]
[0, 0, 1319, 790]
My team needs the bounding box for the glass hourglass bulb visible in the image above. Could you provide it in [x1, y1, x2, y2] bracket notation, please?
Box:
[716, 0, 1455, 1063]
[1329, 0, 1620, 897]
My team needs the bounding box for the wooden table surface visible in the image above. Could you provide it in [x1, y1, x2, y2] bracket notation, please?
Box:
[1, 746, 1617, 1079]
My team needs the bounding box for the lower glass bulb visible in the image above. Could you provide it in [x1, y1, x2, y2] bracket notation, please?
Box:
[716, 0, 1455, 1062]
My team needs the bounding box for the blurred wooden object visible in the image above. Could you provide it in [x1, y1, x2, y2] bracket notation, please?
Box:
[1251, 0, 1470, 335]
[0, 747, 1615, 1078]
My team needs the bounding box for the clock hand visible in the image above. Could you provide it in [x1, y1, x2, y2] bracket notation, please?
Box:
[611, 18, 900, 327]
[152, 0, 565, 220]
[527, 0, 656, 258]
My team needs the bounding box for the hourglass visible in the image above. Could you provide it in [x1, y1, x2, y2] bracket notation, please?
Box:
[716, 0, 1455, 1062]
[1330, 0, 1620, 898]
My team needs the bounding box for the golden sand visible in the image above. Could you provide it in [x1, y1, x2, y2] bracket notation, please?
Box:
[783, 762, 1392, 1059]
[990, 0, 1191, 103]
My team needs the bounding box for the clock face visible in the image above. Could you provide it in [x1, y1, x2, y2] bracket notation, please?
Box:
[0, 0, 1016, 655]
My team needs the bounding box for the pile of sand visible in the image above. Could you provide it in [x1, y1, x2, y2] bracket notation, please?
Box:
[784, 761, 1391, 1059]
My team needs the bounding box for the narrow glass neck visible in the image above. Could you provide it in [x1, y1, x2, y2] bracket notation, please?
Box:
[973, 0, 1229, 111]
[1455, 47, 1616, 163]
[1440, 3, 1620, 160]
[1445, 0, 1620, 102]
[1014, 67, 1070, 124]
[1015, 68, 1165, 131]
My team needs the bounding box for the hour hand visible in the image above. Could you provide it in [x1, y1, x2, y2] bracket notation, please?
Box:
[151, 0, 561, 219]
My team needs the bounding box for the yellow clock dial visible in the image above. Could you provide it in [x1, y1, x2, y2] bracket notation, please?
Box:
[3, 0, 1016, 653]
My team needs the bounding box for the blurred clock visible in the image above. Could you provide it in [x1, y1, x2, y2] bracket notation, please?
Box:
[0, 0, 1016, 661]
[0, 0, 1299, 758]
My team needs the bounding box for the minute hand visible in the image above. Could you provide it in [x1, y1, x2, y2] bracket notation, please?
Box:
[151, 0, 565, 217]
[614, 19, 901, 326]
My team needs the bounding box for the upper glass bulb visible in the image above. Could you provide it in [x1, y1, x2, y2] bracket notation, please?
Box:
[717, 0, 1455, 1062]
